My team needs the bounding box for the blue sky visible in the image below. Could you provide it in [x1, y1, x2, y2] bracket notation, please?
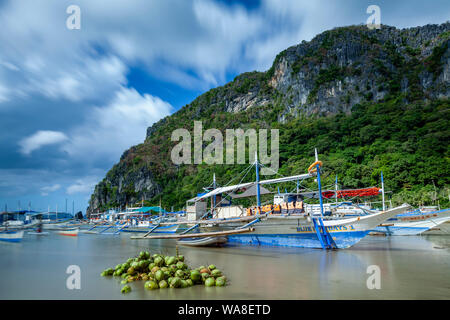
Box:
[0, 0, 449, 215]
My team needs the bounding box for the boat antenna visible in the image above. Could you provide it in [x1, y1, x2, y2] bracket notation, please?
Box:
[315, 148, 325, 217]
[335, 175, 338, 205]
[213, 173, 216, 215]
[255, 151, 261, 209]
[381, 171, 386, 211]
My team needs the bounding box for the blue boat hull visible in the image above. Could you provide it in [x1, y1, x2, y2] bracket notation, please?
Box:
[227, 231, 370, 249]
[0, 238, 22, 243]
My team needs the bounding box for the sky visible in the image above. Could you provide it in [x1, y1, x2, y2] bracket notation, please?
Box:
[0, 0, 449, 215]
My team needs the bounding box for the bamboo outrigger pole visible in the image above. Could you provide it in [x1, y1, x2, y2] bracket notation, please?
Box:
[130, 227, 255, 240]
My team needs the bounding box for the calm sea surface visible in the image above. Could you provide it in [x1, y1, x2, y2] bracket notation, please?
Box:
[0, 231, 449, 299]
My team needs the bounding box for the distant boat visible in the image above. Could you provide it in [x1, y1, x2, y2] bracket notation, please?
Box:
[56, 228, 79, 237]
[371, 208, 450, 236]
[177, 236, 227, 247]
[0, 230, 24, 242]
[122, 223, 180, 234]
[28, 231, 49, 236]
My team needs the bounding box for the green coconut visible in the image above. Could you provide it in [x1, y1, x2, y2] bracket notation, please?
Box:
[211, 269, 222, 278]
[190, 270, 201, 283]
[186, 279, 194, 287]
[170, 265, 178, 272]
[205, 277, 215, 287]
[145, 280, 159, 290]
[170, 277, 182, 288]
[167, 277, 173, 284]
[176, 261, 187, 270]
[180, 280, 188, 288]
[155, 270, 164, 281]
[201, 272, 210, 283]
[121, 285, 131, 294]
[166, 256, 177, 266]
[154, 256, 164, 267]
[158, 280, 168, 289]
[208, 264, 216, 271]
[177, 255, 185, 262]
[175, 269, 185, 278]
[120, 279, 127, 285]
[127, 267, 135, 275]
[215, 276, 226, 287]
[151, 266, 160, 274]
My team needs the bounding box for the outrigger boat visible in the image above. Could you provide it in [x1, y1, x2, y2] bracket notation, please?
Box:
[371, 208, 450, 236]
[0, 230, 24, 242]
[56, 228, 79, 237]
[132, 150, 411, 249]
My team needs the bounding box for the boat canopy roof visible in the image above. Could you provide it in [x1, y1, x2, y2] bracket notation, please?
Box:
[300, 187, 381, 199]
[192, 173, 313, 202]
[130, 206, 167, 213]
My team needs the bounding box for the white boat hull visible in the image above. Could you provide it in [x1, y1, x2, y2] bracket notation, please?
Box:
[57, 228, 79, 236]
[0, 230, 24, 242]
[372, 208, 450, 236]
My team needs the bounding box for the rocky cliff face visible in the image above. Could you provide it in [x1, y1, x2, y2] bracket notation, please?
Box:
[87, 23, 449, 215]
[88, 147, 161, 214]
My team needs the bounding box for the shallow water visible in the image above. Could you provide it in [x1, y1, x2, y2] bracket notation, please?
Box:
[0, 231, 449, 300]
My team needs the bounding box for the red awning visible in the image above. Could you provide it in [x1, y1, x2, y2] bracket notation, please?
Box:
[322, 187, 380, 199]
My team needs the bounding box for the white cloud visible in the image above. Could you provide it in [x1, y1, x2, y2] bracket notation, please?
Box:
[0, 84, 10, 102]
[40, 184, 61, 196]
[19, 130, 69, 155]
[61, 87, 173, 164]
[1, 0, 447, 100]
[66, 178, 98, 195]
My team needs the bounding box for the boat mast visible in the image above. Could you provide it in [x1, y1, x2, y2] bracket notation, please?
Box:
[381, 171, 386, 211]
[315, 149, 324, 217]
[255, 151, 261, 209]
[213, 173, 216, 214]
[335, 175, 338, 205]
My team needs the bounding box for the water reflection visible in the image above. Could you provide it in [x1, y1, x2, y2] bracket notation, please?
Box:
[0, 233, 449, 299]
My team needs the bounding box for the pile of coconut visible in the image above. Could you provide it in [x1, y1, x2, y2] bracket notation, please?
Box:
[101, 250, 227, 293]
